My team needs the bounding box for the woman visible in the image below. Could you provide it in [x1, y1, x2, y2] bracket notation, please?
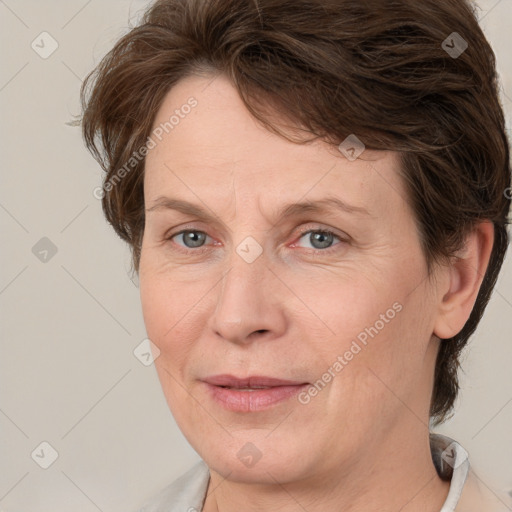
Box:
[80, 0, 512, 510]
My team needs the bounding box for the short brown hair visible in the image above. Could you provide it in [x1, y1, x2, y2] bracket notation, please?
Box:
[80, 0, 511, 425]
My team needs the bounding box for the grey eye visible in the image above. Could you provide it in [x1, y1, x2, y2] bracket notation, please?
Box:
[298, 230, 337, 250]
[176, 231, 208, 248]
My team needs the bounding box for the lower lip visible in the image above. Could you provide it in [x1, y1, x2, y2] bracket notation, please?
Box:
[204, 383, 309, 412]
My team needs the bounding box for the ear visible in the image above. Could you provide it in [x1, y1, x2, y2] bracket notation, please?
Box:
[433, 221, 495, 340]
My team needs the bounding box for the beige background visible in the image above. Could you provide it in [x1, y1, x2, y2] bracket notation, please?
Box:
[0, 0, 511, 510]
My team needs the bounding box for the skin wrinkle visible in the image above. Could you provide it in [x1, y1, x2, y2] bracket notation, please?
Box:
[79, 0, 511, 427]
[138, 73, 493, 512]
[76, 1, 510, 507]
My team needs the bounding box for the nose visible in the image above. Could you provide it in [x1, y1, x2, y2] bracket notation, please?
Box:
[209, 246, 287, 345]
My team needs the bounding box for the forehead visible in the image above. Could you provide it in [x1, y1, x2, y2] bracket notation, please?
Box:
[144, 74, 409, 222]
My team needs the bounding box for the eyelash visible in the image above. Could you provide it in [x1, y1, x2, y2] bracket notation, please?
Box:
[165, 225, 347, 255]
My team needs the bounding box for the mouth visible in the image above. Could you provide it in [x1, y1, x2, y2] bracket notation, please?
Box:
[202, 374, 310, 412]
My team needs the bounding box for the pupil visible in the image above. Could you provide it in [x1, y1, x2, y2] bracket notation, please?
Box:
[185, 231, 205, 248]
[312, 232, 332, 249]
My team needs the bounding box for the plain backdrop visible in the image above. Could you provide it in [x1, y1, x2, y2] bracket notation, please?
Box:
[0, 1, 511, 510]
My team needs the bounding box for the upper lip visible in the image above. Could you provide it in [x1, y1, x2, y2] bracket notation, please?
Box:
[203, 375, 308, 388]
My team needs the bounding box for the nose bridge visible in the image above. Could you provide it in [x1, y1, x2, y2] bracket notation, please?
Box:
[217, 241, 266, 318]
[210, 239, 280, 343]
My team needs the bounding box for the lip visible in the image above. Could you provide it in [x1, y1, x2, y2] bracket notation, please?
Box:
[202, 374, 309, 412]
[203, 374, 307, 387]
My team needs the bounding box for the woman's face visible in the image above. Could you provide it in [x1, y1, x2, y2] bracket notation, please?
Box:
[139, 73, 445, 483]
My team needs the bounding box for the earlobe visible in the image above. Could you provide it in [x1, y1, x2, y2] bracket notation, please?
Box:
[433, 221, 494, 340]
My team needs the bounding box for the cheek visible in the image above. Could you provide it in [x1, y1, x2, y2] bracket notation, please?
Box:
[139, 270, 168, 342]
[139, 265, 214, 375]
[329, 283, 435, 419]
[305, 275, 396, 352]
[139, 271, 203, 424]
[308, 265, 430, 396]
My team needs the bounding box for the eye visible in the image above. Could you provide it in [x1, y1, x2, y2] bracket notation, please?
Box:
[294, 229, 345, 251]
[165, 227, 347, 255]
[170, 230, 212, 249]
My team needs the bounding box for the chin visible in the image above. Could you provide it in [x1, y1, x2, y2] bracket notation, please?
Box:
[200, 439, 315, 485]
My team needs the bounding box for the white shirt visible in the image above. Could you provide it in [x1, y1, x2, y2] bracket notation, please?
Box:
[138, 433, 512, 512]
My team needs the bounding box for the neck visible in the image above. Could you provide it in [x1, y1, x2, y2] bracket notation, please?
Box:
[202, 417, 451, 512]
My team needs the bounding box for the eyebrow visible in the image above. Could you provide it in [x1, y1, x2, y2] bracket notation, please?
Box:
[146, 196, 371, 223]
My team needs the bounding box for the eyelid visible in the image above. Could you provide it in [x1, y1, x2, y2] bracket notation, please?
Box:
[294, 224, 347, 239]
[163, 222, 211, 239]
